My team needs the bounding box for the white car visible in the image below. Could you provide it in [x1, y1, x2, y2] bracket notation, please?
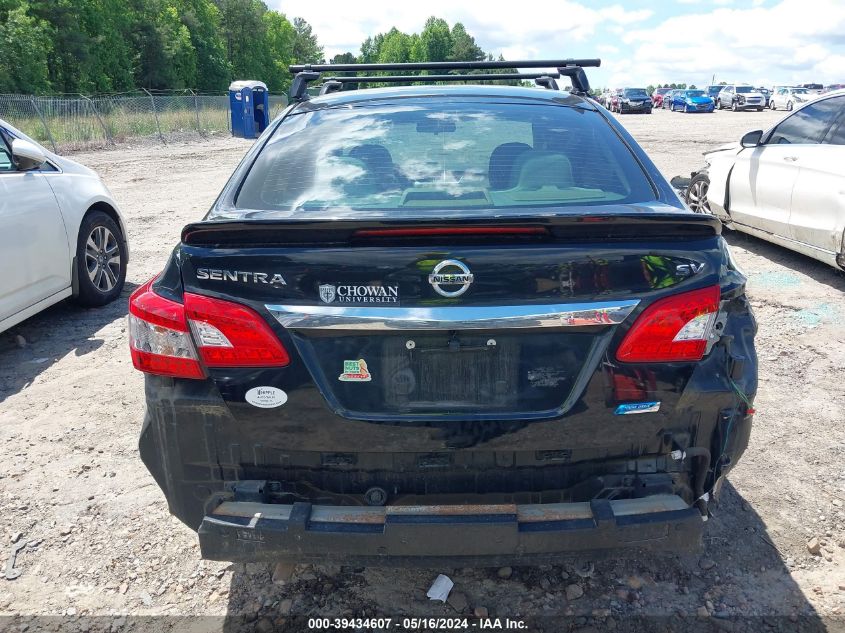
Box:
[0, 119, 129, 334]
[769, 87, 814, 111]
[683, 90, 845, 270]
[715, 85, 766, 111]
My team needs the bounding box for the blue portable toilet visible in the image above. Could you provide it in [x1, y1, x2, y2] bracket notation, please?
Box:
[229, 80, 270, 138]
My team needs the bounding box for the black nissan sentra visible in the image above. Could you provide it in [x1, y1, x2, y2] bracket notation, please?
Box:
[129, 59, 758, 565]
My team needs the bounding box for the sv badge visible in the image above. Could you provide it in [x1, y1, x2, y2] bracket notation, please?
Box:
[676, 262, 706, 276]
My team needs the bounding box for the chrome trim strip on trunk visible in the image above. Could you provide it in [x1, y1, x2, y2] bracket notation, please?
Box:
[265, 300, 640, 331]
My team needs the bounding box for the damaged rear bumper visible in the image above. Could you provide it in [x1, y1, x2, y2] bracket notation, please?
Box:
[199, 494, 703, 565]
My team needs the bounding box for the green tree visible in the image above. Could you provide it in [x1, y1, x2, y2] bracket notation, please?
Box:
[158, 4, 199, 89]
[449, 22, 484, 61]
[331, 52, 357, 64]
[360, 34, 385, 63]
[27, 0, 90, 92]
[646, 84, 655, 95]
[179, 0, 231, 91]
[214, 0, 273, 80]
[689, 84, 697, 89]
[417, 16, 452, 62]
[378, 28, 411, 63]
[291, 16, 323, 64]
[0, 3, 52, 93]
[263, 10, 295, 91]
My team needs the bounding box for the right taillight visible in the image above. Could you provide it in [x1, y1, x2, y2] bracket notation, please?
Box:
[616, 286, 721, 363]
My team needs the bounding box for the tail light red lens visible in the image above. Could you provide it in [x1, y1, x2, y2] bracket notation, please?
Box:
[616, 285, 721, 363]
[183, 293, 289, 367]
[128, 279, 205, 379]
[129, 278, 290, 378]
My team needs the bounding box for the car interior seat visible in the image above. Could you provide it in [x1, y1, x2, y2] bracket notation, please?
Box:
[488, 142, 532, 190]
[513, 151, 574, 190]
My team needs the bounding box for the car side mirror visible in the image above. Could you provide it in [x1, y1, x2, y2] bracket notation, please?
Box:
[11, 138, 47, 171]
[740, 130, 763, 148]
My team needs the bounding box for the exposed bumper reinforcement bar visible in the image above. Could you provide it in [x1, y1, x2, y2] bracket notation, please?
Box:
[199, 494, 702, 565]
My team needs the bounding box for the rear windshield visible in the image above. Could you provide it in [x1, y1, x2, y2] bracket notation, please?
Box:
[235, 101, 655, 217]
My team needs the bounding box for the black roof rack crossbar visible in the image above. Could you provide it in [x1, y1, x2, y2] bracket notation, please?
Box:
[291, 59, 600, 73]
[323, 72, 561, 83]
[318, 72, 562, 95]
[290, 58, 601, 101]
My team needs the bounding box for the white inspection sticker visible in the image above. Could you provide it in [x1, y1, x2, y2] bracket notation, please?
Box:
[245, 386, 288, 408]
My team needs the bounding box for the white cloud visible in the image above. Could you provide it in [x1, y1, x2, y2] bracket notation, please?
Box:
[270, 0, 652, 59]
[620, 0, 845, 86]
[272, 0, 845, 89]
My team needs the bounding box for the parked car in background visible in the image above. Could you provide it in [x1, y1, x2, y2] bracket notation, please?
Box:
[716, 85, 765, 111]
[703, 85, 723, 103]
[611, 87, 652, 113]
[824, 84, 845, 93]
[683, 90, 845, 270]
[770, 87, 814, 111]
[651, 87, 671, 108]
[608, 88, 622, 112]
[756, 88, 771, 108]
[800, 83, 824, 95]
[0, 119, 129, 334]
[666, 89, 715, 113]
[662, 89, 679, 109]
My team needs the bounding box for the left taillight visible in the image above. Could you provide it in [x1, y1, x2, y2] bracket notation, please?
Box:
[129, 278, 205, 379]
[129, 279, 290, 378]
[183, 292, 289, 368]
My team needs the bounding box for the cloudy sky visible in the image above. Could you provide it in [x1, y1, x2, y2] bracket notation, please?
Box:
[269, 0, 845, 89]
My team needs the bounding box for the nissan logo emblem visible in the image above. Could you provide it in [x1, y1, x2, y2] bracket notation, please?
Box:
[428, 259, 474, 298]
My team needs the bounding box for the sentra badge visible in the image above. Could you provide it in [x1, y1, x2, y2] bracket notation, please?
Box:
[339, 359, 371, 382]
[319, 284, 399, 304]
[196, 268, 286, 286]
[428, 259, 473, 298]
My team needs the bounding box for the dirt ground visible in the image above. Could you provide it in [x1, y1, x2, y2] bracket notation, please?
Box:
[1, 108, 844, 632]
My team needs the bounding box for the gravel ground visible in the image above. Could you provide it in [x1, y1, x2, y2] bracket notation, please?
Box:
[1, 109, 844, 632]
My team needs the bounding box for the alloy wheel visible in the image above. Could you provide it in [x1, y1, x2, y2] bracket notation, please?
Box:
[687, 179, 711, 214]
[85, 225, 121, 292]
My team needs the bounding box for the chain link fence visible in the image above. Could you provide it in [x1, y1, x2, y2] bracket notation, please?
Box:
[0, 90, 289, 153]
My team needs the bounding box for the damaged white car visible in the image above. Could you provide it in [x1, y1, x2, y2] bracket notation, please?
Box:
[678, 90, 845, 270]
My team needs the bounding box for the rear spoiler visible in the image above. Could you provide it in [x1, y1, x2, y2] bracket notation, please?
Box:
[181, 213, 721, 248]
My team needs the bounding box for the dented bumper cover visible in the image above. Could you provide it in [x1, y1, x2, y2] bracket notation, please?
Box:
[198, 494, 702, 565]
